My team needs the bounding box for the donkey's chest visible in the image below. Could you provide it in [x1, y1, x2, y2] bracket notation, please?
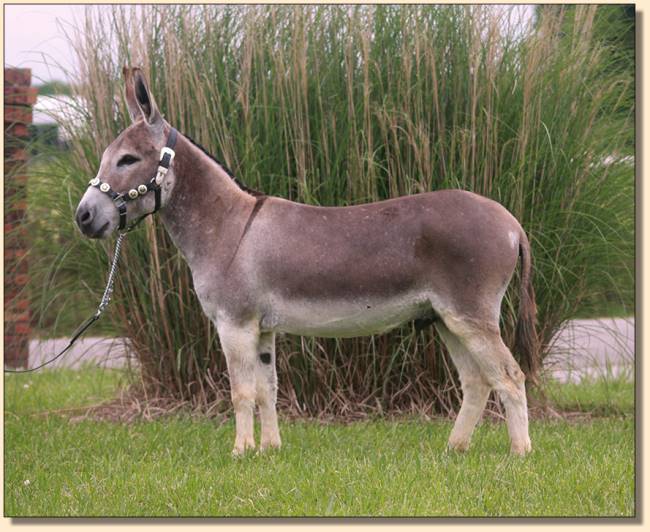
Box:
[260, 292, 431, 338]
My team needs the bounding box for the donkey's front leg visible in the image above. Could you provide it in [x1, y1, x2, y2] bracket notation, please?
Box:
[256, 332, 281, 451]
[217, 320, 259, 456]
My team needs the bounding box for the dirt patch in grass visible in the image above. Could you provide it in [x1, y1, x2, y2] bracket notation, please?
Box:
[35, 386, 618, 427]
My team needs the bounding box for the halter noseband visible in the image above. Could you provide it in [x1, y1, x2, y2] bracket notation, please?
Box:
[87, 127, 178, 232]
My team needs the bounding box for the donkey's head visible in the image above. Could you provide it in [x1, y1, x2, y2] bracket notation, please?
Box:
[75, 68, 177, 238]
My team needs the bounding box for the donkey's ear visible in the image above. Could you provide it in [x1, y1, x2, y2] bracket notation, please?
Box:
[123, 66, 142, 123]
[123, 66, 161, 126]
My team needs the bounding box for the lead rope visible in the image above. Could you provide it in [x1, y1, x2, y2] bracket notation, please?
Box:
[5, 233, 127, 373]
[96, 232, 125, 316]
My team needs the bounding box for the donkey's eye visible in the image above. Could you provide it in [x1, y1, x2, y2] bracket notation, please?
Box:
[117, 154, 140, 167]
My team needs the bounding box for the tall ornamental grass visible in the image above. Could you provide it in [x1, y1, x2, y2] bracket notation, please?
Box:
[24, 5, 634, 417]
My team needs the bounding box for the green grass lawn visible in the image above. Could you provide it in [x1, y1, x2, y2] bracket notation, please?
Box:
[4, 368, 635, 517]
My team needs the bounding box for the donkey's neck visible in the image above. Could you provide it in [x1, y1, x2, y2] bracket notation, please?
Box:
[159, 133, 257, 266]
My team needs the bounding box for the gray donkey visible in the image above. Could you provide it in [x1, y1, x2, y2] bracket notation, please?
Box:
[76, 68, 538, 455]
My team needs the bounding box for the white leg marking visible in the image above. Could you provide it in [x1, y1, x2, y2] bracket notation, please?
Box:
[217, 320, 259, 456]
[444, 315, 532, 455]
[437, 323, 491, 452]
[256, 332, 281, 451]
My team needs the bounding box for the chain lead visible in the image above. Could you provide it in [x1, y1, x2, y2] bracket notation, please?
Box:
[96, 232, 125, 317]
[5, 234, 127, 373]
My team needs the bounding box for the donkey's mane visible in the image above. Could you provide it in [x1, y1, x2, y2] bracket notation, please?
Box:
[181, 132, 265, 197]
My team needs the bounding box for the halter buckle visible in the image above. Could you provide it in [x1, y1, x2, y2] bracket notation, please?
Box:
[155, 167, 168, 185]
[160, 146, 175, 162]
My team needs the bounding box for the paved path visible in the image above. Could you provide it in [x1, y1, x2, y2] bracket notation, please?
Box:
[544, 317, 634, 382]
[21, 318, 635, 382]
[27, 336, 131, 370]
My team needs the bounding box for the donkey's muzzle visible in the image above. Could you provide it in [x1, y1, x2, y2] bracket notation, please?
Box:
[75, 204, 107, 238]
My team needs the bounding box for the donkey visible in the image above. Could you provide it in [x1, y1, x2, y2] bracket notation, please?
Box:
[75, 68, 538, 456]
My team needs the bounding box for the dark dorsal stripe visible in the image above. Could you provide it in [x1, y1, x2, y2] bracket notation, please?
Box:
[180, 132, 265, 198]
[224, 194, 268, 273]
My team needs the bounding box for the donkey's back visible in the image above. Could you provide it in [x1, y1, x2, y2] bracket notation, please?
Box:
[239, 189, 523, 337]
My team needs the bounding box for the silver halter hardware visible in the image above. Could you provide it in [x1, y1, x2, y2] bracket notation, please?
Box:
[155, 147, 176, 185]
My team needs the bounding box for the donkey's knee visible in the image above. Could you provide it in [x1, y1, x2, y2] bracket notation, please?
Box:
[231, 382, 256, 409]
[490, 360, 526, 402]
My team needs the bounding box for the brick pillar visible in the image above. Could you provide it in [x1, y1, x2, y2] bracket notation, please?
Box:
[4, 68, 36, 369]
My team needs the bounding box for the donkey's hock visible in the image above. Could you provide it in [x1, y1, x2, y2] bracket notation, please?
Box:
[76, 67, 539, 456]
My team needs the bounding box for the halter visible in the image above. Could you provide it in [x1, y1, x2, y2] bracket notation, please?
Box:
[87, 127, 178, 232]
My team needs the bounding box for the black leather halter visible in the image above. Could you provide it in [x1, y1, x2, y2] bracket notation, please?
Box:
[87, 127, 178, 232]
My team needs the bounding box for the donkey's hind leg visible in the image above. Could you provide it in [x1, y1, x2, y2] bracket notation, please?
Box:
[435, 322, 491, 452]
[443, 315, 532, 455]
[256, 332, 281, 451]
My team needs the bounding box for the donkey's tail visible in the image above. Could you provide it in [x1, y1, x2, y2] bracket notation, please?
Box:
[514, 227, 541, 385]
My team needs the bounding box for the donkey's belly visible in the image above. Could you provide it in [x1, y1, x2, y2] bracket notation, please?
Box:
[262, 292, 432, 338]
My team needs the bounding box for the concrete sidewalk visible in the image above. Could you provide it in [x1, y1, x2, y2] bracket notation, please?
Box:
[544, 317, 634, 382]
[27, 336, 132, 370]
[22, 318, 635, 382]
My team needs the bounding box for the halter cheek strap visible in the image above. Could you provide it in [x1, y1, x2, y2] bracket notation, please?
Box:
[88, 127, 178, 232]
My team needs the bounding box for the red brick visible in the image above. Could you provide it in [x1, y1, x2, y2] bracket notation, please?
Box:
[5, 334, 29, 346]
[4, 289, 18, 302]
[5, 192, 27, 202]
[4, 290, 28, 303]
[4, 106, 32, 124]
[14, 274, 29, 286]
[4, 161, 21, 174]
[4, 335, 29, 358]
[4, 185, 27, 199]
[4, 223, 27, 236]
[4, 86, 38, 106]
[9, 174, 29, 185]
[4, 69, 32, 368]
[5, 311, 30, 322]
[5, 123, 29, 137]
[7, 149, 28, 163]
[6, 259, 28, 275]
[14, 322, 31, 335]
[3, 353, 29, 369]
[4, 68, 31, 86]
[14, 298, 30, 311]
[4, 211, 26, 225]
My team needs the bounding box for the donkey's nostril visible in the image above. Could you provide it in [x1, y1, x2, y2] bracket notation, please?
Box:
[76, 205, 95, 228]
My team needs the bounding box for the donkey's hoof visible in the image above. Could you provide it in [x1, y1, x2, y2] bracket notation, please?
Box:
[259, 438, 282, 453]
[447, 439, 470, 453]
[510, 439, 532, 456]
[232, 441, 256, 457]
[231, 447, 253, 457]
